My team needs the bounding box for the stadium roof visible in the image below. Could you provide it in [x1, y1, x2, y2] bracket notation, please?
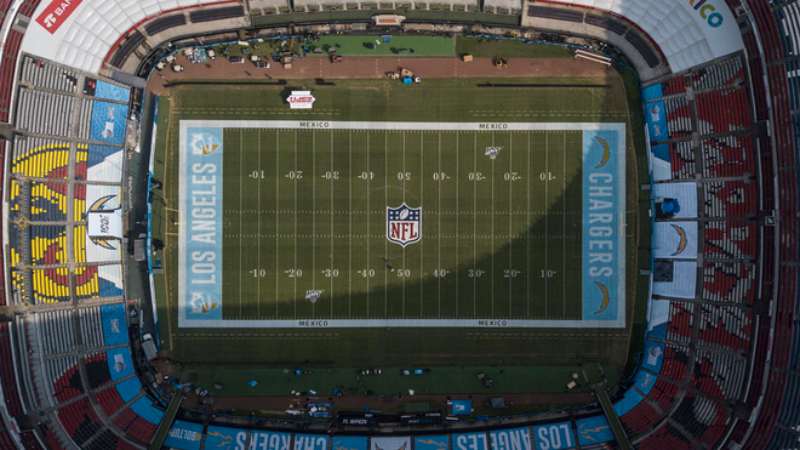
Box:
[546, 0, 744, 72]
[20, 0, 233, 74]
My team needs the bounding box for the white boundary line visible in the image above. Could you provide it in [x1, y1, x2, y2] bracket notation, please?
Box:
[178, 120, 626, 329]
[181, 120, 625, 133]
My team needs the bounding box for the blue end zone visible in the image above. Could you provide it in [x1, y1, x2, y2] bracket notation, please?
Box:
[165, 420, 204, 450]
[179, 127, 224, 323]
[582, 129, 625, 323]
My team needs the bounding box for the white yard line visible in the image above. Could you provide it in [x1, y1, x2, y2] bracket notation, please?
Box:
[526, 132, 531, 318]
[472, 133, 477, 317]
[239, 130, 244, 318]
[183, 120, 625, 132]
[562, 132, 567, 319]
[508, 132, 513, 315]
[544, 132, 549, 319]
[275, 131, 279, 318]
[402, 131, 406, 318]
[437, 131, 442, 317]
[419, 133, 424, 315]
[348, 130, 353, 317]
[455, 131, 459, 317]
[490, 131, 495, 317]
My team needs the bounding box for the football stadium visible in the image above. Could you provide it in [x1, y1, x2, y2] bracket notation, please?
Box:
[0, 0, 798, 449]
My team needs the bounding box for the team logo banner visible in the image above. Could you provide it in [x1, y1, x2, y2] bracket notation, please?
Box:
[387, 203, 422, 247]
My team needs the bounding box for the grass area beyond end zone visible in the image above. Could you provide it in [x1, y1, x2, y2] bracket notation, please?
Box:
[315, 34, 455, 56]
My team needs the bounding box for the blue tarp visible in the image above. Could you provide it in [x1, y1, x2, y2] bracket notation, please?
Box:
[164, 420, 204, 450]
[575, 416, 614, 447]
[100, 303, 127, 345]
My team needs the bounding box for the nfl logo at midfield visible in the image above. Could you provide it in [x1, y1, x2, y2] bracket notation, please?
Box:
[387, 203, 422, 247]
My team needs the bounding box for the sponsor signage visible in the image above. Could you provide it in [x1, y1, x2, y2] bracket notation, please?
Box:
[36, 0, 83, 34]
[287, 91, 316, 109]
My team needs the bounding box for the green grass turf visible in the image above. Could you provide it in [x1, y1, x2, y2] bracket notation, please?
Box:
[221, 127, 583, 321]
[152, 70, 640, 387]
[313, 35, 455, 57]
[185, 364, 620, 400]
[455, 37, 573, 59]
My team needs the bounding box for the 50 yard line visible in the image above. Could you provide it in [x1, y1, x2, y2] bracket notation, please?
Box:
[239, 130, 244, 319]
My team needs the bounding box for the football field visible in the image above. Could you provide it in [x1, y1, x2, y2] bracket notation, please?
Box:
[178, 120, 625, 328]
[154, 75, 641, 368]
